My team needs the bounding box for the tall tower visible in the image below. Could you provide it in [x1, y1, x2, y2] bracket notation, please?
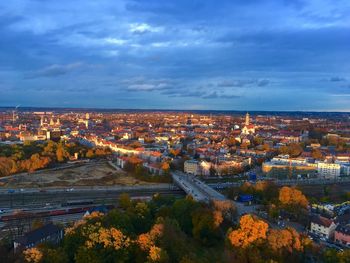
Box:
[40, 116, 44, 127]
[245, 113, 250, 126]
[86, 113, 90, 120]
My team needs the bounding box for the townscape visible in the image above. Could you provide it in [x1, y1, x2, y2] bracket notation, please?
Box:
[0, 108, 350, 262]
[1, 0, 350, 261]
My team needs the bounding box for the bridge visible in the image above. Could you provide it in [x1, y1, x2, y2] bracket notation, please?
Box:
[172, 171, 255, 215]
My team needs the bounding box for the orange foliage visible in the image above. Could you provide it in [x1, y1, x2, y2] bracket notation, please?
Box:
[279, 187, 308, 208]
[23, 247, 43, 263]
[212, 200, 237, 220]
[228, 214, 268, 248]
[138, 233, 153, 251]
[149, 223, 164, 239]
[128, 156, 143, 165]
[161, 162, 170, 171]
[268, 228, 303, 252]
[148, 245, 162, 262]
[170, 148, 181, 157]
[213, 210, 224, 228]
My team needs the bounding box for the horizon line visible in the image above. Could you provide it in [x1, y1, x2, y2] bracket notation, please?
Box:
[0, 105, 349, 114]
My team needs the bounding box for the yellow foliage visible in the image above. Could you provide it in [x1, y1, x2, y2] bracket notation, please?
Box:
[148, 245, 162, 262]
[228, 214, 268, 248]
[85, 227, 130, 250]
[23, 248, 43, 263]
[84, 211, 104, 220]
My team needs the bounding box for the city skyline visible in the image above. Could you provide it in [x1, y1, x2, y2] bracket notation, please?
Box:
[0, 0, 350, 111]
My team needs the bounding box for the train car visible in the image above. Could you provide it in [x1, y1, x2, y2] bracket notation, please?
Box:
[1, 212, 33, 222]
[49, 209, 67, 216]
[62, 200, 94, 207]
[67, 207, 84, 214]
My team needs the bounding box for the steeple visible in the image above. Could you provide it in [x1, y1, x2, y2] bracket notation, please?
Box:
[245, 113, 250, 126]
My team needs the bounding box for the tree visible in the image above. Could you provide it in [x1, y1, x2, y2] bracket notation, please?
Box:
[41, 248, 69, 263]
[289, 143, 303, 157]
[192, 208, 220, 245]
[56, 143, 69, 162]
[228, 214, 268, 248]
[311, 149, 323, 160]
[170, 148, 181, 158]
[23, 247, 43, 263]
[119, 193, 132, 210]
[171, 198, 199, 235]
[86, 149, 95, 159]
[279, 187, 308, 209]
[268, 228, 303, 253]
[211, 200, 237, 222]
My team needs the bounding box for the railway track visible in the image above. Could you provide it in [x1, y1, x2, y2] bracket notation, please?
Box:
[0, 189, 185, 209]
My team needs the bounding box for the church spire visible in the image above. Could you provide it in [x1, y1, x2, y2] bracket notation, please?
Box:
[245, 112, 250, 126]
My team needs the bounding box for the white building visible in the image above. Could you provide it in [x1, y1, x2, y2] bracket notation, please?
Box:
[310, 215, 337, 239]
[184, 160, 200, 175]
[241, 113, 255, 135]
[317, 162, 341, 178]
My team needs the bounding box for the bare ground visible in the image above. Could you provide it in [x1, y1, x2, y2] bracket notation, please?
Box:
[0, 161, 153, 188]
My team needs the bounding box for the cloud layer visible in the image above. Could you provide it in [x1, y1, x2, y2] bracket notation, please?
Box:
[0, 0, 349, 110]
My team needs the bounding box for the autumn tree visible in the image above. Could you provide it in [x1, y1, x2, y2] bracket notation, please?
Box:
[311, 149, 323, 160]
[56, 143, 69, 162]
[170, 148, 181, 158]
[23, 247, 43, 263]
[85, 149, 95, 159]
[279, 187, 308, 209]
[228, 214, 268, 248]
[268, 227, 303, 253]
[211, 200, 237, 222]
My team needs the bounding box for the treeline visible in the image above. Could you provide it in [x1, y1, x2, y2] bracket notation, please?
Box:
[0, 141, 112, 177]
[13, 194, 348, 263]
[123, 157, 172, 183]
[227, 182, 309, 225]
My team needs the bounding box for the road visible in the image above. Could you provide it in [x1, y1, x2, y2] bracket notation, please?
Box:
[172, 171, 258, 216]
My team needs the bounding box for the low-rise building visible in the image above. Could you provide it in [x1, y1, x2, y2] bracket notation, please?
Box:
[334, 224, 350, 246]
[317, 162, 341, 178]
[14, 223, 63, 252]
[184, 160, 200, 175]
[310, 215, 337, 239]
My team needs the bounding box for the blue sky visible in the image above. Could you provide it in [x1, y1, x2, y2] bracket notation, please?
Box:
[0, 0, 349, 111]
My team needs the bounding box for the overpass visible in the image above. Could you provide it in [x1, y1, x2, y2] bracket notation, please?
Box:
[172, 171, 255, 215]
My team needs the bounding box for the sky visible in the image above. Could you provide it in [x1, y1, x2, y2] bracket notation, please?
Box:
[0, 0, 350, 111]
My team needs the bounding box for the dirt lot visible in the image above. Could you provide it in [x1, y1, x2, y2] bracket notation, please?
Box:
[0, 161, 155, 188]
